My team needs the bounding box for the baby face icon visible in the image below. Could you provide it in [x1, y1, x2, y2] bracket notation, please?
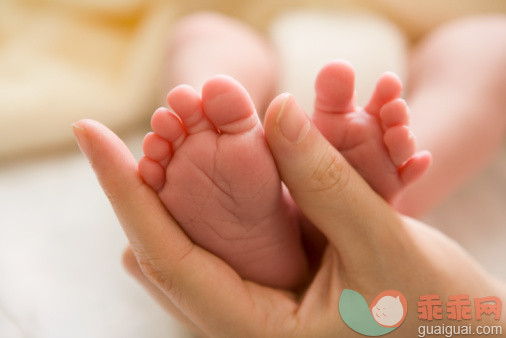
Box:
[370, 290, 408, 327]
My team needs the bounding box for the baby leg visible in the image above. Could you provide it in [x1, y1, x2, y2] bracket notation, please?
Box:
[394, 15, 506, 216]
[166, 12, 278, 112]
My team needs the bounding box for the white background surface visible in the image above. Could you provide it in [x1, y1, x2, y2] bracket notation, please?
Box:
[0, 134, 192, 338]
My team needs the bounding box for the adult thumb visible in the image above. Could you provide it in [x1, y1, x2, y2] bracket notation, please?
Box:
[264, 94, 402, 255]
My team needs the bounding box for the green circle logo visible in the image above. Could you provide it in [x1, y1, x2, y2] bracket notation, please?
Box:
[339, 289, 408, 336]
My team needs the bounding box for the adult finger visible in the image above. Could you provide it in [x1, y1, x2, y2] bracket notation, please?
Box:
[122, 246, 200, 333]
[72, 119, 192, 267]
[263, 95, 404, 256]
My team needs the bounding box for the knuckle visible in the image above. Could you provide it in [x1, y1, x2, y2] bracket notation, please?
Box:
[136, 254, 176, 293]
[135, 242, 195, 295]
[307, 145, 350, 194]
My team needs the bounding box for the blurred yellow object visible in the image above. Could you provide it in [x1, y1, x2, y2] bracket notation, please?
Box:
[178, 0, 506, 39]
[0, 0, 175, 158]
[0, 0, 504, 159]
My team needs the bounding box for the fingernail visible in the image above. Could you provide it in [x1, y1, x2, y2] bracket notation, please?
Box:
[276, 94, 310, 144]
[72, 123, 92, 160]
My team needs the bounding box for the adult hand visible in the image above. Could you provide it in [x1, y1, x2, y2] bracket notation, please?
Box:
[74, 93, 505, 337]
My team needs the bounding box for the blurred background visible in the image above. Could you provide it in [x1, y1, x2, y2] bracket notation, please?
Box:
[1, 0, 505, 337]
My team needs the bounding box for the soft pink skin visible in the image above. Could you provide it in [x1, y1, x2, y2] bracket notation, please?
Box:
[165, 12, 277, 113]
[138, 63, 432, 289]
[139, 76, 307, 289]
[312, 60, 432, 202]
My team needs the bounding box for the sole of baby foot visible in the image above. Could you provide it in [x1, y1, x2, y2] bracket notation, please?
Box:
[139, 76, 308, 289]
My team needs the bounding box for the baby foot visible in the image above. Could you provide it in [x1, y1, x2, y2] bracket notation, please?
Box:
[313, 60, 431, 202]
[138, 76, 307, 289]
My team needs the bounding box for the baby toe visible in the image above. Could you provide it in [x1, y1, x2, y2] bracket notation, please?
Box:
[167, 85, 214, 134]
[138, 156, 166, 192]
[314, 59, 356, 114]
[384, 125, 416, 166]
[380, 98, 410, 130]
[142, 132, 172, 162]
[365, 72, 403, 116]
[202, 75, 259, 134]
[399, 151, 432, 185]
[151, 107, 187, 150]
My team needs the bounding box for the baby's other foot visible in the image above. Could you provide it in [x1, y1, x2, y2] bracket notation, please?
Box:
[138, 76, 307, 289]
[313, 60, 431, 201]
